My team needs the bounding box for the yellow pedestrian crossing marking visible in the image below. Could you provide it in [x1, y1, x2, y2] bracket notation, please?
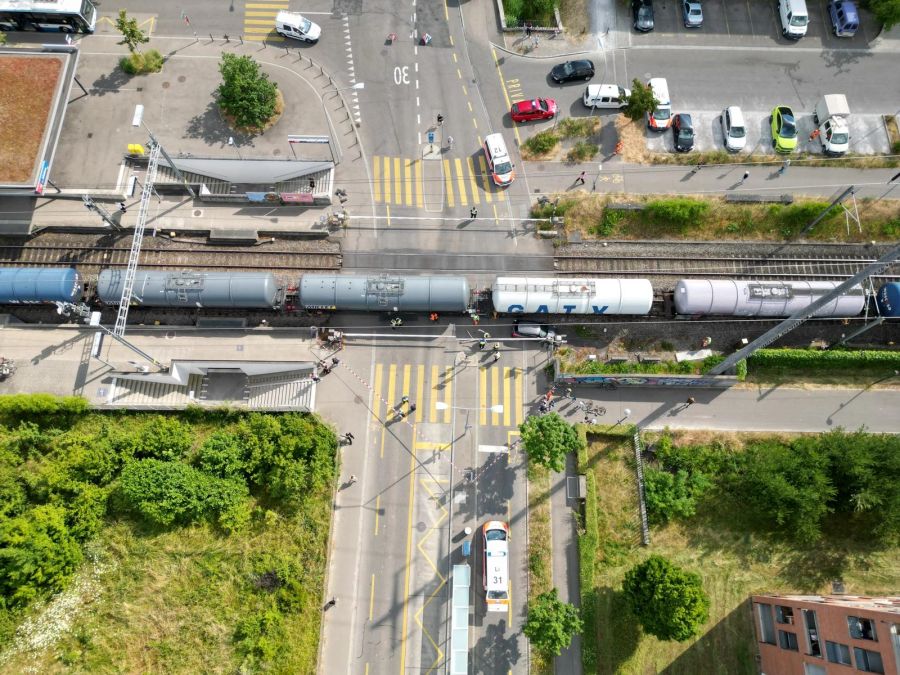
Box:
[371, 363, 520, 427]
[372, 155, 505, 207]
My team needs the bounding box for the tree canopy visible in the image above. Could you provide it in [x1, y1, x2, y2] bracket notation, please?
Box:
[519, 413, 583, 472]
[217, 54, 279, 130]
[115, 10, 150, 53]
[868, 0, 900, 30]
[523, 588, 584, 656]
[622, 555, 709, 642]
[623, 78, 658, 122]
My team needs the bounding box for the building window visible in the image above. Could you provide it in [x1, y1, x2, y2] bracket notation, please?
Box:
[854, 647, 884, 673]
[757, 603, 776, 645]
[803, 664, 826, 675]
[776, 605, 795, 624]
[848, 616, 877, 641]
[779, 630, 799, 651]
[825, 640, 852, 666]
[803, 609, 821, 657]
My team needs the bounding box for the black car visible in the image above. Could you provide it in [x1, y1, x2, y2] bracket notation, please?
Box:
[632, 0, 655, 32]
[672, 113, 694, 152]
[550, 60, 595, 84]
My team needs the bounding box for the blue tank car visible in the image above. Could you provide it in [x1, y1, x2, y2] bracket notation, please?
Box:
[0, 267, 82, 304]
[875, 282, 900, 318]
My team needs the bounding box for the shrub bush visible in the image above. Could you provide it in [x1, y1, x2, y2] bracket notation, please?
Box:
[591, 208, 624, 237]
[118, 49, 164, 75]
[234, 605, 286, 667]
[0, 394, 88, 428]
[131, 415, 194, 461]
[523, 130, 559, 156]
[557, 118, 598, 139]
[195, 431, 247, 479]
[748, 348, 900, 375]
[530, 198, 575, 219]
[643, 468, 710, 524]
[0, 505, 83, 607]
[644, 198, 710, 229]
[567, 141, 598, 163]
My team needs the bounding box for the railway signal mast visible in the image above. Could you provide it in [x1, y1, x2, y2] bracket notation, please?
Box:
[707, 245, 900, 376]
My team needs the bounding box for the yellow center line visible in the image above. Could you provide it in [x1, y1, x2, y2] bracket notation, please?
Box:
[374, 494, 380, 535]
[370, 574, 375, 621]
[398, 425, 417, 675]
[515, 367, 524, 426]
[442, 158, 455, 207]
[404, 159, 413, 206]
[503, 367, 511, 427]
[444, 0, 449, 21]
[453, 158, 468, 207]
[467, 101, 473, 112]
[492, 366, 500, 426]
[456, 68, 462, 79]
[471, 117, 478, 130]
[452, 52, 457, 63]
[372, 364, 384, 422]
[462, 85, 467, 96]
[386, 204, 391, 227]
[491, 48, 521, 146]
[245, 11, 279, 16]
[493, 202, 500, 224]
[466, 157, 480, 206]
[415, 159, 423, 209]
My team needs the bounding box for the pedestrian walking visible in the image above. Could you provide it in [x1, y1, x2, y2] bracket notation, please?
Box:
[321, 365, 332, 376]
[470, 206, 478, 219]
[348, 475, 357, 485]
[778, 159, 790, 176]
[575, 171, 586, 185]
[690, 163, 703, 175]
[401, 395, 410, 406]
[324, 597, 337, 610]
[343, 432, 354, 444]
[472, 314, 480, 325]
[311, 374, 321, 383]
[331, 357, 340, 367]
[686, 396, 696, 406]
[493, 342, 501, 352]
[391, 317, 403, 329]
[446, 135, 454, 148]
[575, 400, 586, 411]
[564, 387, 573, 399]
[492, 352, 501, 363]
[406, 403, 417, 416]
[809, 128, 820, 142]
[525, 22, 532, 37]
[739, 170, 750, 185]
[548, 398, 556, 409]
[478, 338, 486, 350]
[118, 202, 127, 213]
[437, 113, 444, 126]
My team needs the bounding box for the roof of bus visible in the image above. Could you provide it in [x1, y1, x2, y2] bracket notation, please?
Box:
[0, 0, 88, 12]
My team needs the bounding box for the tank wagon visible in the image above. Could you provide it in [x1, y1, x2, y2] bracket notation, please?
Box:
[674, 279, 866, 317]
[492, 277, 654, 314]
[98, 270, 279, 309]
[0, 267, 82, 305]
[875, 282, 900, 318]
[299, 274, 470, 312]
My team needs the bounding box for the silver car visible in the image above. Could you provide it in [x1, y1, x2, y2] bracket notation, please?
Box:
[720, 106, 747, 152]
[682, 0, 703, 27]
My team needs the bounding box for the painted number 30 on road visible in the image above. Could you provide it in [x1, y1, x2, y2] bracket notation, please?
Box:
[394, 66, 409, 85]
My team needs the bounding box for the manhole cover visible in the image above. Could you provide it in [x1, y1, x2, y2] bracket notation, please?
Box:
[161, 81, 170, 89]
[273, 149, 281, 156]
[87, 132, 93, 139]
[193, 209, 203, 216]
[416, 521, 427, 532]
[178, 75, 186, 83]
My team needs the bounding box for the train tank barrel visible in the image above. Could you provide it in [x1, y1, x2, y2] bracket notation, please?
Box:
[97, 270, 279, 309]
[491, 277, 653, 314]
[299, 274, 470, 312]
[875, 282, 900, 318]
[674, 279, 866, 317]
[0, 267, 82, 304]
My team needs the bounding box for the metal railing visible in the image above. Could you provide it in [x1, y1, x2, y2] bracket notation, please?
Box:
[632, 431, 651, 546]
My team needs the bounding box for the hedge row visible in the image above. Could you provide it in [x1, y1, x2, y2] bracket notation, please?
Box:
[748, 348, 900, 371]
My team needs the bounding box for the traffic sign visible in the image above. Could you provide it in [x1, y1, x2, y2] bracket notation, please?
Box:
[427, 131, 435, 144]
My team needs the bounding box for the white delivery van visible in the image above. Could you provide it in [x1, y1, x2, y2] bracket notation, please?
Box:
[483, 133, 515, 186]
[275, 11, 321, 43]
[646, 78, 672, 131]
[813, 94, 851, 155]
[778, 0, 809, 39]
[583, 84, 631, 109]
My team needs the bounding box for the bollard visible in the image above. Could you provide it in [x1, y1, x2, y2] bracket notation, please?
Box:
[239, 35, 243, 44]
[209, 33, 213, 42]
[224, 34, 229, 42]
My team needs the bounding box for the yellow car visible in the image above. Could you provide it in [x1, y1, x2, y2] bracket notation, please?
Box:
[770, 106, 798, 153]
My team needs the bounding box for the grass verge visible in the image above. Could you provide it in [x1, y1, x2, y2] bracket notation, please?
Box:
[578, 431, 900, 675]
[527, 459, 554, 675]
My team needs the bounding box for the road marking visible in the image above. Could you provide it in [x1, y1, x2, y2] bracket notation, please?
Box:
[491, 48, 521, 146]
[457, 68, 462, 79]
[467, 101, 473, 112]
[452, 52, 457, 63]
[402, 365, 411, 412]
[404, 159, 413, 206]
[383, 156, 391, 203]
[429, 365, 439, 423]
[370, 574, 375, 620]
[466, 158, 480, 205]
[480, 366, 487, 426]
[478, 445, 509, 453]
[394, 157, 402, 206]
[416, 366, 425, 422]
[491, 366, 500, 426]
[478, 156, 492, 203]
[386, 204, 391, 228]
[503, 367, 511, 427]
[471, 117, 478, 130]
[387, 364, 398, 419]
[442, 366, 452, 423]
[372, 363, 384, 421]
[398, 426, 417, 675]
[374, 495, 380, 535]
[413, 472, 448, 671]
[415, 441, 452, 451]
[415, 159, 424, 208]
[442, 159, 455, 207]
[515, 367, 523, 426]
[454, 158, 468, 207]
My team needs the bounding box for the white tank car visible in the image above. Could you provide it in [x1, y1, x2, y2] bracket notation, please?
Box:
[492, 277, 653, 315]
[674, 279, 866, 317]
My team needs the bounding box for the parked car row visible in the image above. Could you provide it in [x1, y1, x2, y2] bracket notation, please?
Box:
[631, 0, 860, 38]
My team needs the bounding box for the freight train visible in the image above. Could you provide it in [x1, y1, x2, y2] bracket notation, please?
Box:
[1, 267, 898, 319]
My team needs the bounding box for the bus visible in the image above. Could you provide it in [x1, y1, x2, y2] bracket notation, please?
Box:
[483, 521, 510, 613]
[0, 0, 97, 33]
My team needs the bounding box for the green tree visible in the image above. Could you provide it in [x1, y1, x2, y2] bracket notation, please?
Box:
[0, 505, 83, 607]
[519, 413, 583, 473]
[623, 555, 709, 642]
[523, 588, 583, 657]
[131, 415, 194, 461]
[622, 78, 658, 122]
[217, 53, 278, 130]
[643, 468, 710, 525]
[868, 0, 900, 29]
[115, 10, 150, 54]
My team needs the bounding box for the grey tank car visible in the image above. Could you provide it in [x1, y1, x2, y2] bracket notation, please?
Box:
[299, 274, 470, 312]
[98, 270, 280, 309]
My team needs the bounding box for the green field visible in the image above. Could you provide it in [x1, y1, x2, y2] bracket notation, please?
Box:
[578, 430, 900, 675]
[0, 397, 335, 673]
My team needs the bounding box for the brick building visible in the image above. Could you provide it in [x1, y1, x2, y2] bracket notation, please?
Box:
[752, 594, 900, 675]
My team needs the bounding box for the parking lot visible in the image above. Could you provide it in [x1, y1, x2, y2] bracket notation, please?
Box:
[619, 0, 879, 49]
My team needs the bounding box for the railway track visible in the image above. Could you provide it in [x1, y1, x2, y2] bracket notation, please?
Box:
[554, 254, 900, 280]
[0, 243, 341, 274]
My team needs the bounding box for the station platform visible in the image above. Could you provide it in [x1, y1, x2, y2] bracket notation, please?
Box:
[0, 325, 327, 411]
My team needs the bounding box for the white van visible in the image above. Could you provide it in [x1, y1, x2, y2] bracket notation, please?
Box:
[646, 78, 672, 131]
[483, 133, 515, 186]
[583, 84, 631, 109]
[275, 11, 321, 43]
[778, 0, 809, 39]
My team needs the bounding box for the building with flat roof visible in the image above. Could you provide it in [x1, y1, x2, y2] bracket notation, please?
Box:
[752, 594, 900, 675]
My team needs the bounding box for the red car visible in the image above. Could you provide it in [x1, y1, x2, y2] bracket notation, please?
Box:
[510, 98, 557, 122]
